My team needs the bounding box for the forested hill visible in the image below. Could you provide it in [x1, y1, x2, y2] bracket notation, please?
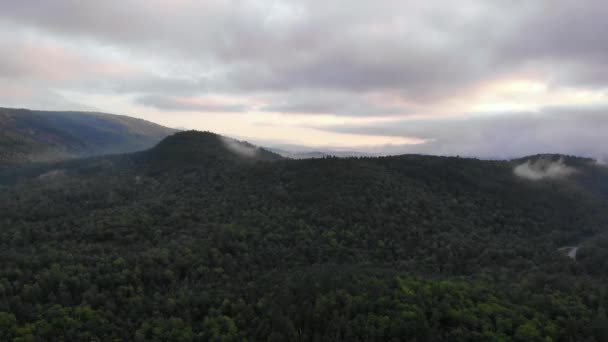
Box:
[1, 131, 608, 341]
[140, 130, 284, 168]
[0, 107, 176, 166]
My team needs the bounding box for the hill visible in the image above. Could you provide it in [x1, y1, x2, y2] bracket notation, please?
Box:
[0, 107, 176, 166]
[142, 130, 283, 167]
[1, 131, 608, 341]
[267, 147, 373, 159]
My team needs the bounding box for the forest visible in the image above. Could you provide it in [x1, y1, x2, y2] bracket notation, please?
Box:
[1, 131, 608, 341]
[0, 107, 174, 166]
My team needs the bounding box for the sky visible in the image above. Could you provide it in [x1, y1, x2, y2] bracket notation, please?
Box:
[1, 0, 607, 158]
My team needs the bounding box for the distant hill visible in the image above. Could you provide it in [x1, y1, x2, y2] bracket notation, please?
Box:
[138, 130, 283, 172]
[0, 107, 176, 166]
[267, 147, 373, 159]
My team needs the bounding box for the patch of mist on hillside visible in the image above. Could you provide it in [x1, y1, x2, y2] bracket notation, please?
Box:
[38, 169, 66, 182]
[27, 150, 73, 164]
[513, 158, 577, 180]
[220, 136, 258, 158]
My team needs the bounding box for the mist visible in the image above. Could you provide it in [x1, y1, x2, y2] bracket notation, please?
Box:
[513, 157, 577, 180]
[220, 136, 258, 158]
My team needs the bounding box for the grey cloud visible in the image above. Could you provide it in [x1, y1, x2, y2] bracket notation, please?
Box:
[135, 95, 248, 112]
[0, 79, 96, 111]
[93, 77, 208, 97]
[315, 107, 608, 159]
[0, 1, 530, 101]
[499, 0, 608, 87]
[259, 91, 409, 116]
[1, 1, 608, 116]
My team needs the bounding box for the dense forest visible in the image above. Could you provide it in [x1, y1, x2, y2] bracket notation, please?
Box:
[1, 131, 608, 341]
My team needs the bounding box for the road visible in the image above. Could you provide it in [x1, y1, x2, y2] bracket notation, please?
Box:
[558, 246, 579, 260]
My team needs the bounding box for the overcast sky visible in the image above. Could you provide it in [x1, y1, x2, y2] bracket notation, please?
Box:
[1, 0, 607, 158]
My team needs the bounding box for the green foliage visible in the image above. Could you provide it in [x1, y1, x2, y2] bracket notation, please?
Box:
[1, 131, 608, 340]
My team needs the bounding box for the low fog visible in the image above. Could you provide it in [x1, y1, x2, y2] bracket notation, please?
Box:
[220, 136, 259, 158]
[513, 158, 577, 180]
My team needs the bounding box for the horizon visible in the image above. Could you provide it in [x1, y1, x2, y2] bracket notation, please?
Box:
[1, 1, 607, 159]
[4, 105, 603, 161]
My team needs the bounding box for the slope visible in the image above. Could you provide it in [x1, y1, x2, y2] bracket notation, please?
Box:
[1, 131, 608, 340]
[0, 107, 176, 166]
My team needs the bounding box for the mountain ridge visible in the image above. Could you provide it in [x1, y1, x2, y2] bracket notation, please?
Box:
[0, 107, 176, 166]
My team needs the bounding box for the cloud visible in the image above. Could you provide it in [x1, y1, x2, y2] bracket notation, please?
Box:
[1, 0, 608, 152]
[0, 80, 97, 111]
[1, 1, 607, 106]
[513, 158, 576, 180]
[594, 157, 608, 167]
[498, 0, 608, 88]
[258, 90, 410, 116]
[0, 1, 551, 102]
[135, 95, 248, 112]
[314, 106, 608, 159]
[0, 34, 138, 82]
